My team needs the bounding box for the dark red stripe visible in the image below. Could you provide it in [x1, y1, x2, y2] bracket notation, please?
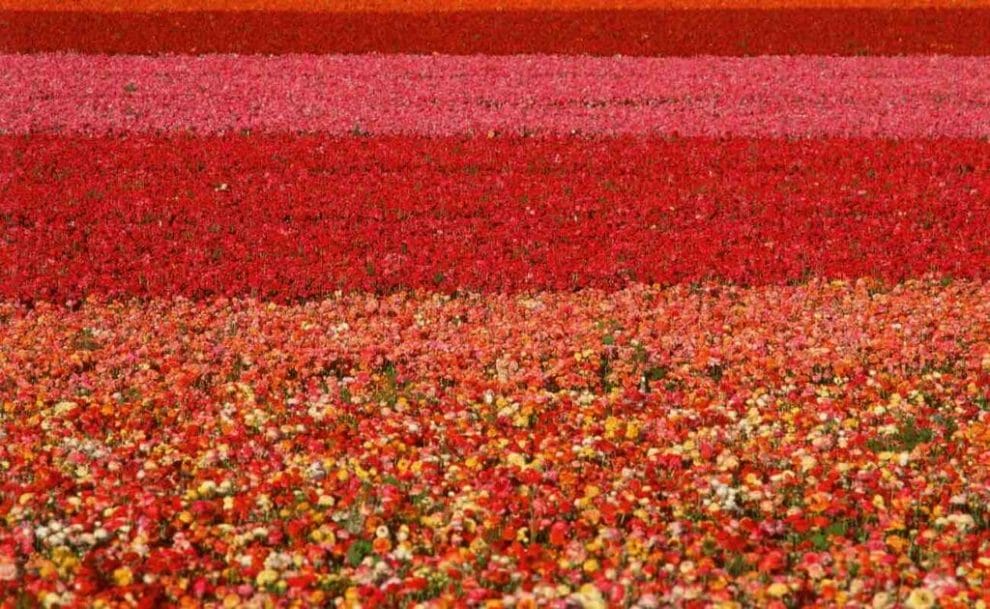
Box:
[2, 9, 989, 55]
[2, 135, 989, 300]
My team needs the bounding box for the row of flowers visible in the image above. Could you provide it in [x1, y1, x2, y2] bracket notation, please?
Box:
[2, 279, 990, 607]
[4, 0, 984, 10]
[5, 55, 990, 137]
[2, 135, 988, 300]
[2, 9, 989, 55]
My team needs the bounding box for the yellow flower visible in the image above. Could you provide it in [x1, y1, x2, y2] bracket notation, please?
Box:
[222, 594, 241, 608]
[197, 480, 217, 497]
[576, 584, 606, 609]
[52, 547, 79, 577]
[905, 588, 935, 609]
[506, 453, 528, 468]
[113, 566, 133, 586]
[582, 559, 600, 574]
[604, 417, 622, 439]
[625, 537, 646, 559]
[767, 582, 789, 598]
[625, 422, 640, 440]
[256, 569, 279, 587]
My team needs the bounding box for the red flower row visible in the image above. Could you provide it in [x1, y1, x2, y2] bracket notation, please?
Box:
[2, 8, 989, 55]
[3, 135, 989, 300]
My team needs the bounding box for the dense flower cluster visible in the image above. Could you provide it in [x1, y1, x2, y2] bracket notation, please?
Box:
[2, 280, 990, 607]
[2, 135, 988, 300]
[2, 9, 989, 55]
[5, 55, 989, 138]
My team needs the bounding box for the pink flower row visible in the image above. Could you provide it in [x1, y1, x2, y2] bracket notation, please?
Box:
[2, 54, 989, 137]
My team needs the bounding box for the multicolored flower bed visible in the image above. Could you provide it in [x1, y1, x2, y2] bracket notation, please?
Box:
[3, 281, 990, 608]
[4, 1, 990, 607]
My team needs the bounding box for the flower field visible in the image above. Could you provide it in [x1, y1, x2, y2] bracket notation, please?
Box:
[4, 283, 990, 608]
[3, 1, 990, 608]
